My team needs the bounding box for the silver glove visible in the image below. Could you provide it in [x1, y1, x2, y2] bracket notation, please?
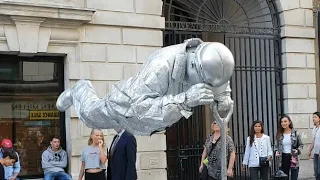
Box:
[211, 95, 233, 111]
[184, 83, 214, 108]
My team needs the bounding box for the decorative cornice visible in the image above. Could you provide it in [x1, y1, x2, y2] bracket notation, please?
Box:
[0, 2, 95, 23]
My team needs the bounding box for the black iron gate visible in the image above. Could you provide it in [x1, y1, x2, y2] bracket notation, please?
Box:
[164, 30, 282, 180]
[163, 0, 282, 179]
[226, 33, 282, 179]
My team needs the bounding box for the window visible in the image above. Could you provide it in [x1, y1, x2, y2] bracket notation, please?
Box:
[0, 55, 65, 178]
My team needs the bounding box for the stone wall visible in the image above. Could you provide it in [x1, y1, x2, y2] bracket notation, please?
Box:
[277, 0, 317, 158]
[67, 1, 166, 179]
[0, 0, 166, 179]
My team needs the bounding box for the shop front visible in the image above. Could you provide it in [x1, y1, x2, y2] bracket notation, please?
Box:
[0, 55, 65, 178]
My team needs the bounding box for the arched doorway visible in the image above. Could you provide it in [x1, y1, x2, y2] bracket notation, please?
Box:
[163, 0, 283, 179]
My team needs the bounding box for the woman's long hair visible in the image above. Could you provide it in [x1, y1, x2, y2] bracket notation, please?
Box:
[276, 114, 293, 141]
[249, 120, 264, 147]
[88, 128, 105, 147]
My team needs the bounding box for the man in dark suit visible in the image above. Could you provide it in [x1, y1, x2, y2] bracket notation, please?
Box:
[107, 129, 137, 180]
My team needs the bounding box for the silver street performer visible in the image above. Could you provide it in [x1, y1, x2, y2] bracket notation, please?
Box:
[56, 38, 235, 136]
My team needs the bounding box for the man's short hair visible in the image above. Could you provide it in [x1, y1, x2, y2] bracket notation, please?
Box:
[50, 135, 61, 141]
[2, 149, 18, 162]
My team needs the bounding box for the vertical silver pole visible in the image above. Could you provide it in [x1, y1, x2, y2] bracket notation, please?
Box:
[212, 102, 233, 180]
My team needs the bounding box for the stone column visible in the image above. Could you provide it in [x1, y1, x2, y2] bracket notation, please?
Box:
[277, 0, 316, 158]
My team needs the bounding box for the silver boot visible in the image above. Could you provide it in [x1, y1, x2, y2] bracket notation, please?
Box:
[56, 80, 88, 112]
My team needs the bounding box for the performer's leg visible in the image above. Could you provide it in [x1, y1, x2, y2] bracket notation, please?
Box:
[57, 80, 120, 129]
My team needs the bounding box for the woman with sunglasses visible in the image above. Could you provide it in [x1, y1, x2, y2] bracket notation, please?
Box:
[199, 121, 236, 180]
[242, 120, 273, 180]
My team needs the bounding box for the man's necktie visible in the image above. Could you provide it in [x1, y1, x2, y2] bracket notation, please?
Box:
[110, 134, 119, 155]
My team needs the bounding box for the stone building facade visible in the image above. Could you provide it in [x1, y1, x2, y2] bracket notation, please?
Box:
[0, 0, 317, 179]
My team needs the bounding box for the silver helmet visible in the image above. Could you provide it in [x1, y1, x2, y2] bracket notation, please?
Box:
[194, 42, 235, 88]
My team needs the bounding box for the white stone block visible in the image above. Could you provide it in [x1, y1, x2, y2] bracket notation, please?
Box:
[106, 45, 136, 63]
[71, 156, 81, 175]
[91, 81, 108, 98]
[0, 40, 9, 52]
[4, 25, 19, 51]
[282, 38, 314, 53]
[287, 113, 310, 128]
[300, 0, 313, 9]
[279, 9, 304, 26]
[135, 0, 163, 15]
[139, 152, 166, 170]
[90, 63, 123, 80]
[307, 54, 315, 68]
[285, 69, 315, 83]
[71, 138, 88, 156]
[285, 99, 317, 114]
[309, 84, 317, 98]
[13, 17, 44, 54]
[80, 43, 106, 62]
[68, 62, 91, 80]
[81, 122, 92, 137]
[91, 11, 165, 29]
[298, 128, 313, 144]
[305, 9, 313, 27]
[281, 26, 315, 38]
[283, 84, 308, 99]
[86, 0, 134, 12]
[310, 114, 315, 128]
[70, 118, 79, 140]
[277, 0, 300, 12]
[82, 26, 121, 44]
[123, 64, 143, 79]
[4, 0, 85, 8]
[47, 45, 77, 63]
[300, 144, 312, 159]
[137, 47, 160, 64]
[136, 134, 166, 151]
[123, 29, 163, 46]
[282, 53, 306, 68]
[0, 25, 4, 37]
[138, 169, 167, 180]
[38, 27, 51, 52]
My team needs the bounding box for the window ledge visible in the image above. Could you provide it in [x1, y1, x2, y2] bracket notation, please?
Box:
[0, 2, 95, 23]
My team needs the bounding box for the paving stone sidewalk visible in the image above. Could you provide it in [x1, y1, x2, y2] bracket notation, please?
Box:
[299, 159, 315, 180]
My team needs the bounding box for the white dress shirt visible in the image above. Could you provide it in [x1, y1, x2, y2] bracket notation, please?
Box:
[242, 134, 273, 167]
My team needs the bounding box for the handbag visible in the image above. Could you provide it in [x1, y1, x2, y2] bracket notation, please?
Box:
[254, 138, 269, 167]
[200, 137, 220, 180]
[259, 156, 269, 167]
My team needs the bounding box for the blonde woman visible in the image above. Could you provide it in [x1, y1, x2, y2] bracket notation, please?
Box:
[199, 121, 236, 180]
[78, 129, 108, 180]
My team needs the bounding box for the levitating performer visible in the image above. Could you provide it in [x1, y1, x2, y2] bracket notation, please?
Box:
[56, 38, 235, 136]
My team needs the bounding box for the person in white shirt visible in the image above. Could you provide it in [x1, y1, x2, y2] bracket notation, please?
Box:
[308, 112, 320, 180]
[242, 120, 273, 180]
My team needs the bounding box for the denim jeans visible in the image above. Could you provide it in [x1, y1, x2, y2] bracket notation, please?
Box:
[314, 154, 320, 180]
[44, 171, 71, 180]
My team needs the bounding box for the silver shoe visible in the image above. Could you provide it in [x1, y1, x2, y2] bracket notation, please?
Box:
[56, 80, 88, 112]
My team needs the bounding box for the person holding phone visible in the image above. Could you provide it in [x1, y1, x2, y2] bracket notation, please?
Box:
[78, 129, 108, 180]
